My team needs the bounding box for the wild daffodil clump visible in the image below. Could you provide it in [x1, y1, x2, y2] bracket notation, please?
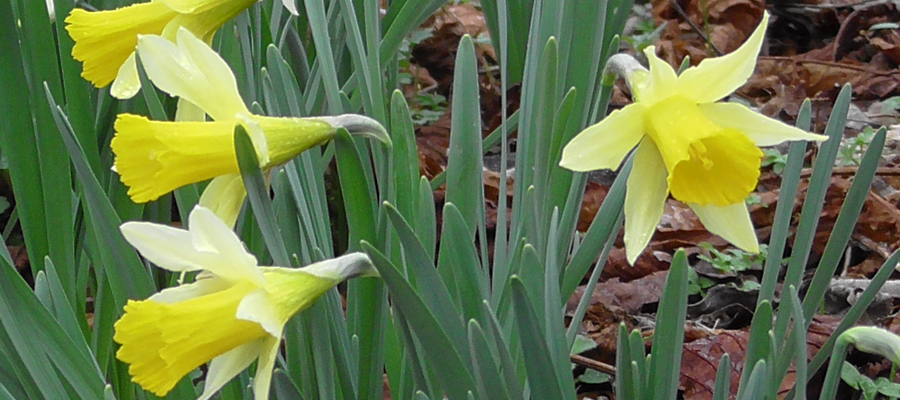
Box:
[560, 12, 828, 264]
[63, 3, 387, 397]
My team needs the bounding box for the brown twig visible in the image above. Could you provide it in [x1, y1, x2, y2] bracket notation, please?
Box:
[570, 354, 618, 377]
[667, 0, 724, 56]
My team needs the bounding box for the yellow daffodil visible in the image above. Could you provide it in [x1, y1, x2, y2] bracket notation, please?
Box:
[114, 205, 377, 399]
[65, 0, 258, 99]
[110, 28, 388, 226]
[559, 12, 828, 264]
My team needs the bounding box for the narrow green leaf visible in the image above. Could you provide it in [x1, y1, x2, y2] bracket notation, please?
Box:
[233, 124, 291, 266]
[738, 360, 768, 400]
[390, 91, 419, 222]
[416, 176, 437, 260]
[0, 0, 49, 291]
[52, 86, 155, 306]
[445, 35, 485, 234]
[0, 255, 105, 399]
[468, 321, 511, 400]
[567, 211, 623, 346]
[780, 85, 850, 293]
[302, 0, 343, 113]
[561, 155, 633, 300]
[789, 286, 807, 400]
[363, 242, 477, 399]
[616, 324, 636, 400]
[384, 203, 468, 352]
[712, 354, 731, 400]
[802, 127, 885, 320]
[647, 249, 689, 400]
[736, 301, 773, 399]
[334, 130, 377, 249]
[511, 276, 569, 399]
[758, 100, 810, 305]
[783, 248, 900, 399]
[438, 203, 489, 321]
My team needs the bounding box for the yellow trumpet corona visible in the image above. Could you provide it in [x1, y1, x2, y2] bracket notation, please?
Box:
[559, 12, 828, 264]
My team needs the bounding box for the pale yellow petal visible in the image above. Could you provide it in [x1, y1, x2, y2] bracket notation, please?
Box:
[282, 0, 300, 15]
[198, 339, 266, 400]
[697, 102, 829, 146]
[188, 205, 266, 286]
[199, 174, 247, 228]
[558, 103, 647, 172]
[136, 28, 247, 121]
[637, 46, 678, 105]
[235, 289, 283, 337]
[689, 202, 759, 253]
[110, 52, 141, 100]
[119, 220, 216, 272]
[675, 12, 770, 104]
[624, 139, 669, 264]
[148, 277, 231, 304]
[175, 98, 206, 122]
[253, 336, 282, 400]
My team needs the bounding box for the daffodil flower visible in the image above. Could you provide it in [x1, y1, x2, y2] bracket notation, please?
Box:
[559, 12, 828, 264]
[114, 205, 377, 399]
[65, 0, 260, 99]
[110, 28, 389, 227]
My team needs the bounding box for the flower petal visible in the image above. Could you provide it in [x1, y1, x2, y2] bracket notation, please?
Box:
[120, 220, 215, 272]
[175, 98, 206, 122]
[675, 12, 769, 104]
[188, 205, 265, 285]
[282, 0, 300, 15]
[689, 202, 759, 253]
[197, 338, 266, 400]
[698, 102, 829, 146]
[235, 289, 283, 337]
[624, 139, 669, 264]
[148, 275, 231, 304]
[253, 336, 282, 400]
[638, 46, 678, 105]
[199, 174, 247, 228]
[136, 28, 247, 121]
[110, 52, 141, 100]
[558, 103, 647, 172]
